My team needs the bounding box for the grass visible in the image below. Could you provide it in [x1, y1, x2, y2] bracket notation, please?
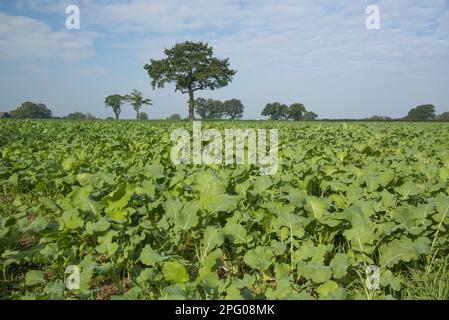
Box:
[402, 258, 449, 300]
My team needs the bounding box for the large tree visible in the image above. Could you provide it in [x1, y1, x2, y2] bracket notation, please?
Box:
[261, 102, 289, 120]
[404, 104, 436, 121]
[224, 99, 244, 120]
[288, 103, 306, 121]
[105, 95, 127, 120]
[128, 89, 152, 119]
[144, 41, 236, 120]
[10, 102, 52, 119]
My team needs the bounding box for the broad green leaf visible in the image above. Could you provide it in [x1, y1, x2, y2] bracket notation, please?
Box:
[304, 196, 329, 220]
[330, 253, 350, 279]
[173, 201, 200, 231]
[193, 171, 236, 212]
[163, 199, 183, 221]
[162, 261, 189, 284]
[380, 270, 401, 291]
[317, 280, 346, 300]
[140, 245, 164, 266]
[24, 215, 48, 233]
[25, 270, 45, 286]
[85, 219, 111, 234]
[396, 181, 423, 198]
[244, 246, 273, 270]
[61, 209, 84, 230]
[342, 205, 375, 254]
[379, 237, 418, 267]
[298, 263, 332, 284]
[223, 222, 248, 244]
[77, 173, 91, 187]
[200, 226, 224, 261]
[103, 183, 133, 214]
[96, 231, 119, 256]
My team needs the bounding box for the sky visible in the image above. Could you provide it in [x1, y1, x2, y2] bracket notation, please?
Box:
[0, 0, 448, 120]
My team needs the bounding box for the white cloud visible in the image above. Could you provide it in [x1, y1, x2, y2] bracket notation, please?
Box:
[0, 12, 96, 61]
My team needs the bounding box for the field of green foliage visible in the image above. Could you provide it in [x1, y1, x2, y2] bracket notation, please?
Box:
[1, 120, 449, 300]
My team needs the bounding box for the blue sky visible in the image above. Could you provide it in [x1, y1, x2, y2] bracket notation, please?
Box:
[0, 0, 448, 119]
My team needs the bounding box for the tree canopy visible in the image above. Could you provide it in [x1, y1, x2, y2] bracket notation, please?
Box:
[144, 41, 236, 120]
[128, 89, 152, 119]
[137, 112, 149, 120]
[404, 104, 436, 121]
[261, 102, 289, 120]
[366, 115, 392, 121]
[302, 111, 318, 121]
[167, 114, 182, 121]
[64, 112, 96, 120]
[288, 103, 306, 121]
[224, 99, 244, 120]
[194, 98, 244, 120]
[105, 95, 128, 120]
[10, 102, 52, 119]
[437, 112, 449, 120]
[262, 102, 318, 121]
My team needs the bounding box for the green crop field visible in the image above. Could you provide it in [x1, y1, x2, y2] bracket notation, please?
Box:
[1, 120, 449, 300]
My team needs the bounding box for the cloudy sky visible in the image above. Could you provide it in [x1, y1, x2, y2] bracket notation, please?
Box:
[0, 0, 448, 119]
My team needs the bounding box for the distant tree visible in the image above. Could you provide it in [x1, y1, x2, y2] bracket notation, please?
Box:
[144, 41, 236, 120]
[437, 112, 449, 120]
[261, 102, 289, 120]
[288, 103, 306, 121]
[128, 89, 152, 119]
[85, 113, 96, 120]
[195, 98, 209, 119]
[10, 102, 52, 119]
[367, 115, 392, 121]
[65, 112, 87, 120]
[137, 112, 149, 120]
[65, 112, 95, 120]
[207, 99, 225, 119]
[167, 114, 182, 121]
[105, 95, 127, 120]
[404, 104, 436, 121]
[302, 111, 318, 121]
[224, 99, 244, 120]
[194, 98, 225, 119]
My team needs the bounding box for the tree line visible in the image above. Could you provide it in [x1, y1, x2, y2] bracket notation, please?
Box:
[365, 104, 449, 121]
[261, 102, 317, 121]
[4, 100, 449, 122]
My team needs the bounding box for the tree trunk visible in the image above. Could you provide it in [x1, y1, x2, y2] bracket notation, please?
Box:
[188, 90, 195, 121]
